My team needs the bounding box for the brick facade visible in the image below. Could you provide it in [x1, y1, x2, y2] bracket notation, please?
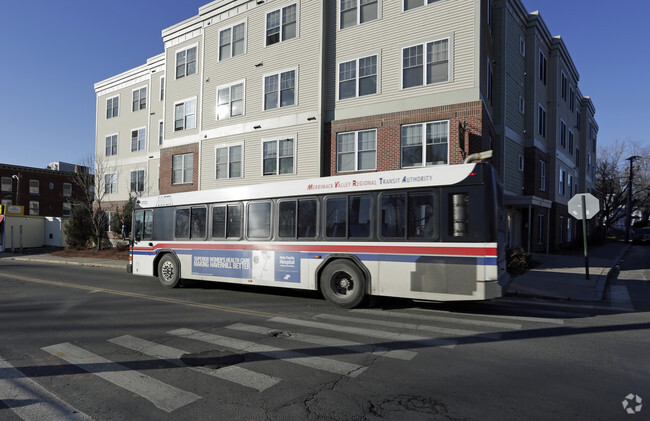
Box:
[159, 143, 199, 195]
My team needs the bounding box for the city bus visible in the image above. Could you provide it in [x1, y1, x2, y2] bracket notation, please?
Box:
[128, 162, 508, 308]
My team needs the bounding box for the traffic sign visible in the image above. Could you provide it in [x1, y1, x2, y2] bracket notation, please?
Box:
[568, 193, 599, 220]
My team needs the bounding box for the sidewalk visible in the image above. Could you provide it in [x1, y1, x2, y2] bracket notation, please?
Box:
[0, 250, 126, 271]
[506, 241, 630, 301]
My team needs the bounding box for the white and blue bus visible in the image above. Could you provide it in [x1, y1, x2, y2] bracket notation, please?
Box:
[129, 162, 507, 308]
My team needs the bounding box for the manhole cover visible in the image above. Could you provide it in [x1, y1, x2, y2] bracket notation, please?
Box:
[181, 350, 245, 369]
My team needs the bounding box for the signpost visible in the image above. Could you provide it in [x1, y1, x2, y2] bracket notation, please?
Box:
[568, 193, 600, 280]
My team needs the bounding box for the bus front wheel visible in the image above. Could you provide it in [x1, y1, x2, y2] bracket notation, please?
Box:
[320, 260, 366, 308]
[157, 254, 181, 288]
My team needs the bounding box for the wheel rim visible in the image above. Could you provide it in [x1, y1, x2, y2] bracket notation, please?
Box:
[330, 271, 354, 296]
[161, 261, 175, 282]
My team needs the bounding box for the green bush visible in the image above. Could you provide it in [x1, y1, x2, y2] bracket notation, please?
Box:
[64, 204, 93, 249]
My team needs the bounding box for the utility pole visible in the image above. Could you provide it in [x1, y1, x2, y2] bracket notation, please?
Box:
[625, 156, 640, 243]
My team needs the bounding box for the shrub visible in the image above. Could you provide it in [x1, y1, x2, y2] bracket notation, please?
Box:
[506, 248, 531, 276]
[64, 204, 93, 249]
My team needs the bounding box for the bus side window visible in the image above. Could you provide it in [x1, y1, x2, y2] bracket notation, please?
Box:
[349, 196, 371, 238]
[248, 202, 271, 239]
[450, 193, 469, 237]
[212, 205, 226, 238]
[175, 208, 190, 239]
[278, 200, 296, 238]
[407, 192, 437, 239]
[227, 204, 242, 238]
[326, 197, 347, 238]
[380, 193, 406, 238]
[143, 210, 153, 240]
[134, 210, 144, 241]
[191, 206, 207, 239]
[298, 199, 317, 238]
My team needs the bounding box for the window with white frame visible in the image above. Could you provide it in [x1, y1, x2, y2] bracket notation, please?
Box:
[264, 70, 295, 110]
[339, 55, 377, 99]
[219, 22, 246, 60]
[104, 173, 117, 194]
[131, 128, 146, 152]
[217, 81, 244, 120]
[539, 50, 547, 85]
[132, 87, 146, 111]
[538, 104, 546, 138]
[404, 0, 442, 10]
[29, 200, 39, 216]
[340, 0, 378, 29]
[567, 174, 573, 197]
[560, 120, 567, 147]
[402, 38, 449, 89]
[559, 168, 565, 196]
[106, 134, 118, 156]
[176, 46, 197, 79]
[174, 98, 196, 131]
[63, 183, 72, 197]
[337, 130, 377, 172]
[173, 153, 193, 184]
[216, 144, 243, 179]
[158, 121, 163, 145]
[539, 160, 547, 191]
[1, 199, 11, 206]
[263, 138, 294, 175]
[401, 121, 449, 167]
[130, 170, 145, 193]
[29, 180, 39, 194]
[63, 202, 71, 217]
[266, 4, 297, 46]
[106, 96, 119, 119]
[1, 177, 12, 192]
[160, 77, 165, 101]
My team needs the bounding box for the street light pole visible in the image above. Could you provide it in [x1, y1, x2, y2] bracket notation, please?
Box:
[11, 174, 20, 209]
[625, 156, 640, 243]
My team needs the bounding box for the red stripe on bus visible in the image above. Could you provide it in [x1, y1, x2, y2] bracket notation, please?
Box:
[133, 243, 497, 257]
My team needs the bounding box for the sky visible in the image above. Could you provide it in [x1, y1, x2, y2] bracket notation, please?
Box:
[0, 0, 648, 169]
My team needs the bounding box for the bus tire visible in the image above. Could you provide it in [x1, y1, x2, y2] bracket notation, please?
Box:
[320, 260, 366, 308]
[157, 254, 181, 288]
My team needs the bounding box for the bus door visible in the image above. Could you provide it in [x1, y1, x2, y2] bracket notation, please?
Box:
[132, 209, 154, 276]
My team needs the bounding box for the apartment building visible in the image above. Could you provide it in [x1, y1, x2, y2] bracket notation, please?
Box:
[94, 0, 597, 252]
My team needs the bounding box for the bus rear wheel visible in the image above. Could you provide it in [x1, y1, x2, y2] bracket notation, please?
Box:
[158, 254, 181, 288]
[320, 260, 366, 308]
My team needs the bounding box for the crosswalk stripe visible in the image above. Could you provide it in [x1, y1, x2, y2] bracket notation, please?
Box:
[268, 316, 457, 349]
[42, 343, 200, 413]
[315, 313, 502, 340]
[168, 328, 367, 378]
[0, 355, 93, 421]
[107, 335, 280, 392]
[354, 309, 523, 330]
[226, 323, 416, 361]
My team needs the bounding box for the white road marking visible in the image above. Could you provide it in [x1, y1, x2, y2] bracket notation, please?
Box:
[168, 328, 367, 378]
[354, 309, 523, 330]
[0, 355, 93, 421]
[42, 343, 200, 413]
[107, 335, 280, 392]
[226, 323, 416, 361]
[268, 316, 457, 349]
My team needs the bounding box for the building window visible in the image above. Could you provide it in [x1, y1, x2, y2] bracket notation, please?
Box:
[63, 183, 72, 197]
[174, 98, 196, 131]
[567, 174, 573, 197]
[518, 154, 524, 172]
[537, 214, 544, 244]
[340, 0, 378, 29]
[159, 121, 164, 145]
[337, 130, 377, 172]
[402, 38, 449, 89]
[130, 170, 145, 193]
[1, 177, 12, 192]
[568, 130, 574, 156]
[561, 72, 567, 100]
[559, 168, 565, 196]
[63, 202, 71, 217]
[538, 104, 546, 138]
[264, 70, 295, 110]
[29, 180, 39, 194]
[176, 46, 197, 79]
[560, 120, 567, 147]
[486, 57, 493, 104]
[401, 121, 449, 167]
[104, 173, 117, 194]
[219, 22, 246, 60]
[106, 96, 119, 119]
[173, 153, 193, 184]
[576, 110, 581, 131]
[539, 50, 547, 85]
[217, 81, 244, 120]
[404, 0, 442, 10]
[519, 96, 525, 114]
[131, 128, 146, 152]
[216, 144, 243, 179]
[132, 87, 147, 111]
[106, 134, 118, 156]
[266, 4, 297, 46]
[520, 37, 525, 56]
[539, 160, 546, 191]
[160, 77, 165, 101]
[569, 86, 575, 111]
[29, 201, 39, 216]
[339, 55, 377, 100]
[263, 138, 294, 175]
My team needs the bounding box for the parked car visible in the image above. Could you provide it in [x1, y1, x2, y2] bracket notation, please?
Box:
[633, 227, 650, 244]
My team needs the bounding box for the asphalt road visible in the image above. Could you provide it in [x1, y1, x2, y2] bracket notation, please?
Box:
[0, 252, 649, 420]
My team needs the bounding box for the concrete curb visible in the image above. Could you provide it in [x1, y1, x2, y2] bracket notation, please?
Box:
[4, 256, 125, 270]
